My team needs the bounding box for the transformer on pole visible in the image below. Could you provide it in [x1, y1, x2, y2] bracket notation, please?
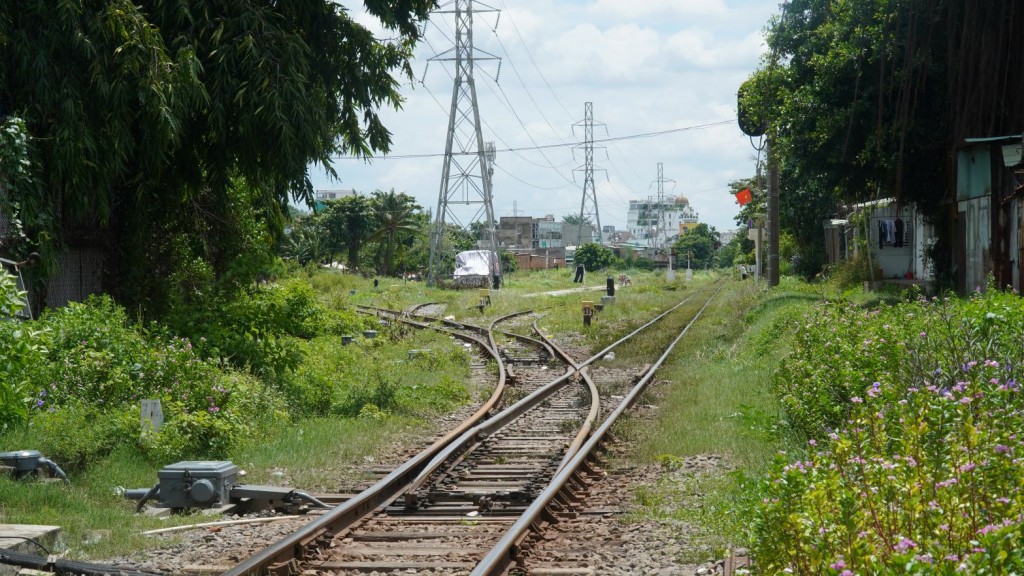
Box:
[426, 0, 501, 286]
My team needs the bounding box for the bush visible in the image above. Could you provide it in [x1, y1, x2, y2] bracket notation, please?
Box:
[165, 277, 367, 378]
[0, 269, 48, 431]
[16, 295, 288, 464]
[285, 333, 470, 418]
[574, 243, 615, 271]
[755, 288, 1024, 572]
[142, 403, 242, 463]
[27, 403, 136, 470]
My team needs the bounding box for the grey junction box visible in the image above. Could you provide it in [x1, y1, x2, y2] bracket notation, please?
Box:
[158, 460, 239, 509]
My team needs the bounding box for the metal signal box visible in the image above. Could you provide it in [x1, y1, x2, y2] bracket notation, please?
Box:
[157, 460, 239, 509]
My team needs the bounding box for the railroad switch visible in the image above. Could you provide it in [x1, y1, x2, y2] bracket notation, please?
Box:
[123, 460, 331, 514]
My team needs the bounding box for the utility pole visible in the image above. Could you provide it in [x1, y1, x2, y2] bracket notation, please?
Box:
[767, 140, 780, 287]
[426, 0, 501, 286]
[573, 102, 604, 245]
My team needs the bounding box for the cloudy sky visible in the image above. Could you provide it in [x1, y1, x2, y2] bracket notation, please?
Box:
[313, 0, 780, 233]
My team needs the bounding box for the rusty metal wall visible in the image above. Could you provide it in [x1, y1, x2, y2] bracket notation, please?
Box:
[45, 247, 104, 308]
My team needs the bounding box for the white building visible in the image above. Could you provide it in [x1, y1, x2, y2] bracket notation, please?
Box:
[626, 195, 700, 248]
[719, 229, 740, 246]
[315, 189, 356, 202]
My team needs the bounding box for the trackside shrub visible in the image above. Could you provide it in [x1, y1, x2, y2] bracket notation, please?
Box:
[0, 268, 47, 430]
[26, 403, 136, 470]
[755, 288, 1024, 573]
[285, 334, 470, 418]
[165, 277, 368, 378]
[17, 295, 287, 464]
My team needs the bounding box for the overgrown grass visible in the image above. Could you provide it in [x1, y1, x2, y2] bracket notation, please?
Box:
[232, 416, 433, 490]
[619, 277, 818, 563]
[0, 265, 775, 562]
[754, 284, 1024, 573]
[0, 447, 185, 560]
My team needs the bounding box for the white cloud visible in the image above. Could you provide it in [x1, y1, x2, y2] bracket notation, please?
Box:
[588, 0, 730, 20]
[313, 0, 781, 233]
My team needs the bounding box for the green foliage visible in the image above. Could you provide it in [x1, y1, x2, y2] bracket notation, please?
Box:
[1, 0, 436, 311]
[165, 277, 367, 378]
[280, 216, 333, 267]
[368, 190, 423, 277]
[286, 332, 470, 418]
[756, 289, 1024, 572]
[562, 214, 592, 226]
[142, 402, 246, 463]
[0, 269, 48, 430]
[499, 250, 518, 274]
[574, 242, 614, 271]
[674, 223, 717, 269]
[743, 0, 961, 279]
[16, 295, 288, 464]
[620, 252, 655, 271]
[405, 222, 473, 278]
[316, 194, 374, 269]
[27, 403, 136, 471]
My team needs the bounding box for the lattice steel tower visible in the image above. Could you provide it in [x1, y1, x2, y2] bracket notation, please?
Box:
[654, 162, 675, 249]
[574, 102, 603, 245]
[427, 0, 501, 286]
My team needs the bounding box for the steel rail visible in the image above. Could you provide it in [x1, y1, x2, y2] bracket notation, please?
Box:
[528, 318, 600, 475]
[221, 310, 509, 576]
[400, 289, 706, 502]
[227, 291, 708, 574]
[471, 287, 721, 575]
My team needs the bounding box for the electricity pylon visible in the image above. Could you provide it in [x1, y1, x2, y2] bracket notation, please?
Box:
[426, 0, 501, 286]
[573, 102, 605, 245]
[653, 162, 675, 249]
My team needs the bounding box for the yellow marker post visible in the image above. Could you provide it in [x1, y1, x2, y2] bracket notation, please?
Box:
[582, 300, 594, 326]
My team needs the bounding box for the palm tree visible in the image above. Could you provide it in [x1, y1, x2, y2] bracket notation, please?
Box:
[282, 219, 331, 265]
[320, 195, 373, 269]
[369, 190, 422, 276]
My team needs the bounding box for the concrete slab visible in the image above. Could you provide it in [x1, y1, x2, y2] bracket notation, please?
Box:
[0, 524, 61, 576]
[0, 524, 61, 554]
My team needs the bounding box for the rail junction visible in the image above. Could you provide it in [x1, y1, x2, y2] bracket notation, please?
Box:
[211, 286, 720, 576]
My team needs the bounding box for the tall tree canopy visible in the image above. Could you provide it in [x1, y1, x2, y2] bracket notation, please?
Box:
[320, 195, 374, 269]
[369, 190, 421, 277]
[743, 1, 1024, 279]
[674, 223, 716, 270]
[0, 0, 435, 310]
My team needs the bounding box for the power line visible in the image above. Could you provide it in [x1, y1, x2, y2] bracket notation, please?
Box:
[496, 0, 575, 123]
[492, 161, 575, 191]
[330, 120, 735, 160]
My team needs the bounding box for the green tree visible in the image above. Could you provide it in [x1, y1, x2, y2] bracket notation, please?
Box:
[369, 190, 422, 277]
[0, 269, 48, 430]
[405, 222, 474, 277]
[0, 0, 436, 311]
[674, 223, 716, 269]
[320, 195, 374, 269]
[742, 1, 1024, 281]
[281, 218, 332, 266]
[562, 214, 592, 226]
[574, 243, 614, 272]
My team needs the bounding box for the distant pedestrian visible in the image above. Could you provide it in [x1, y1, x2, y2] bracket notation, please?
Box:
[573, 263, 585, 283]
[739, 264, 748, 280]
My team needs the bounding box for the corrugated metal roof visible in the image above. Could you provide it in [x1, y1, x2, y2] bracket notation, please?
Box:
[965, 135, 1023, 144]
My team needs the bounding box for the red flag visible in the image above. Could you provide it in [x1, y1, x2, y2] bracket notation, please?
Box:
[735, 188, 753, 206]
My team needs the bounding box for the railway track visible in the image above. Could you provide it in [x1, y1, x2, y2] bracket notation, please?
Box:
[224, 287, 718, 575]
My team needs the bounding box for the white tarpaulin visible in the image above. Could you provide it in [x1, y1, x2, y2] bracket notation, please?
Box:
[454, 250, 499, 278]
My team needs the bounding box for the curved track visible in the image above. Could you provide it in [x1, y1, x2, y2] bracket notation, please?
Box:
[225, 287, 719, 575]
